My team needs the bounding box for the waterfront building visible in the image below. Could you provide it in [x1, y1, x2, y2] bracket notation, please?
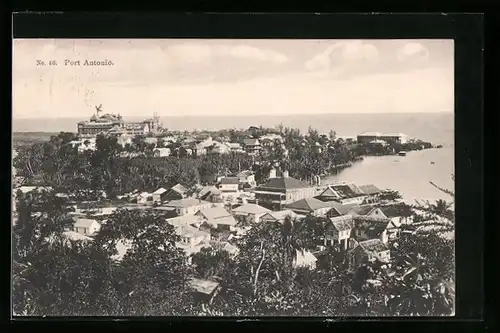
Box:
[77, 106, 162, 138]
[253, 169, 317, 210]
[357, 132, 409, 144]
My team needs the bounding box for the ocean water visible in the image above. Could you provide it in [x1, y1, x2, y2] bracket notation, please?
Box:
[13, 112, 454, 146]
[325, 146, 455, 203]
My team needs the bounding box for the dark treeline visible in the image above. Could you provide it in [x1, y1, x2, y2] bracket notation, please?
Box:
[13, 188, 455, 316]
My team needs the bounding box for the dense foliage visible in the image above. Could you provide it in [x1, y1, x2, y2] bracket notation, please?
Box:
[13, 127, 365, 198]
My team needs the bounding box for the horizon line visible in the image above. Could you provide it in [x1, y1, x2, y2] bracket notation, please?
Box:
[13, 111, 454, 120]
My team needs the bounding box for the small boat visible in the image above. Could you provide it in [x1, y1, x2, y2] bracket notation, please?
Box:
[398, 151, 407, 156]
[430, 161, 435, 164]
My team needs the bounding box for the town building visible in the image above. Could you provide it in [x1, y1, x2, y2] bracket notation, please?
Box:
[137, 192, 152, 205]
[196, 207, 237, 231]
[236, 170, 257, 187]
[231, 203, 271, 224]
[153, 147, 171, 157]
[358, 184, 382, 204]
[292, 249, 318, 270]
[77, 106, 162, 138]
[164, 199, 213, 216]
[243, 138, 261, 155]
[152, 188, 168, 203]
[259, 210, 300, 224]
[316, 183, 367, 205]
[324, 215, 355, 250]
[356, 132, 382, 144]
[253, 169, 317, 210]
[357, 132, 409, 144]
[219, 177, 240, 195]
[347, 239, 391, 268]
[164, 183, 189, 201]
[175, 224, 211, 248]
[73, 218, 101, 236]
[197, 185, 222, 202]
[286, 197, 341, 217]
[227, 142, 245, 153]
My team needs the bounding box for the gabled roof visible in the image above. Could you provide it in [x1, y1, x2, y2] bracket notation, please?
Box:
[286, 197, 331, 212]
[359, 184, 382, 195]
[237, 170, 254, 178]
[188, 278, 220, 295]
[220, 177, 239, 185]
[175, 225, 209, 238]
[257, 176, 311, 192]
[166, 214, 201, 227]
[74, 218, 99, 228]
[379, 205, 405, 218]
[260, 210, 298, 222]
[197, 207, 232, 220]
[170, 183, 188, 194]
[322, 201, 358, 216]
[138, 192, 151, 198]
[232, 203, 271, 215]
[358, 239, 389, 254]
[165, 198, 210, 208]
[354, 218, 390, 239]
[198, 185, 221, 198]
[153, 188, 168, 195]
[208, 215, 237, 226]
[348, 205, 375, 216]
[330, 215, 355, 231]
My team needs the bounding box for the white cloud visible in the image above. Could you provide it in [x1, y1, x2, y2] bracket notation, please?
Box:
[167, 42, 288, 65]
[397, 42, 430, 63]
[305, 40, 380, 74]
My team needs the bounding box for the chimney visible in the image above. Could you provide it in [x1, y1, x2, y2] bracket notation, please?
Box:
[269, 168, 277, 179]
[283, 170, 289, 178]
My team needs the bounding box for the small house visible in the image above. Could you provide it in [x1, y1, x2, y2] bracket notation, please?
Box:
[227, 142, 244, 153]
[153, 147, 171, 157]
[188, 278, 221, 301]
[166, 214, 202, 228]
[137, 192, 152, 205]
[324, 215, 355, 250]
[219, 177, 240, 194]
[231, 203, 271, 223]
[197, 185, 221, 202]
[259, 210, 299, 224]
[73, 218, 101, 236]
[347, 239, 391, 268]
[164, 198, 213, 216]
[175, 225, 211, 248]
[285, 197, 337, 217]
[316, 183, 367, 205]
[196, 207, 237, 231]
[152, 188, 168, 203]
[164, 183, 189, 201]
[292, 249, 317, 270]
[243, 138, 261, 155]
[359, 184, 382, 204]
[237, 170, 256, 187]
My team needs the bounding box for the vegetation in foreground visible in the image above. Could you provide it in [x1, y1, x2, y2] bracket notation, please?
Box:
[12, 180, 455, 316]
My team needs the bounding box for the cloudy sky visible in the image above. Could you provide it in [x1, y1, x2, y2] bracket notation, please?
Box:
[12, 39, 454, 119]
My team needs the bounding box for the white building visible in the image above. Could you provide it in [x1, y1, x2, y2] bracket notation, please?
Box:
[73, 218, 101, 236]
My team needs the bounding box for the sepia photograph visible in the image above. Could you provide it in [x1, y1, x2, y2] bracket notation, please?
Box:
[12, 38, 455, 317]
